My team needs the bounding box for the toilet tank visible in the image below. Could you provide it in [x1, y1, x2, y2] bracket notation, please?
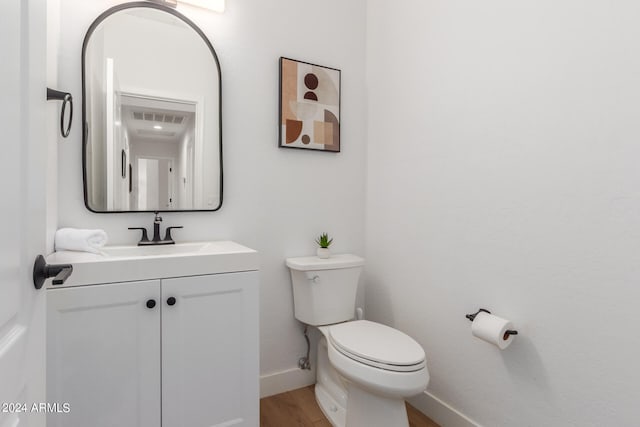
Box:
[286, 254, 364, 326]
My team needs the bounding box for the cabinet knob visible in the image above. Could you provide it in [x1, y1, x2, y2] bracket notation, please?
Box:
[167, 297, 176, 306]
[146, 299, 156, 309]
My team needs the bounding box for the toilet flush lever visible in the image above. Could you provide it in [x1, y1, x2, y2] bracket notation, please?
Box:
[307, 275, 320, 284]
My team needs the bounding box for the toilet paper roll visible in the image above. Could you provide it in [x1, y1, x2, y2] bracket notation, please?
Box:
[471, 312, 515, 350]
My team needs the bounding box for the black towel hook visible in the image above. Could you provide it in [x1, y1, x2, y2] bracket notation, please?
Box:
[47, 88, 73, 138]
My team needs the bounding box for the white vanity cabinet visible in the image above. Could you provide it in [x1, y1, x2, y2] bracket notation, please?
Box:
[45, 241, 259, 427]
[47, 280, 162, 427]
[161, 273, 259, 426]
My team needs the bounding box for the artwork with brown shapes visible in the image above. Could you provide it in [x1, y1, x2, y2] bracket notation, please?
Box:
[279, 57, 341, 152]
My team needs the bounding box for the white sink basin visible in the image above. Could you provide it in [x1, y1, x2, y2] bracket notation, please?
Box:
[100, 242, 211, 258]
[46, 241, 259, 288]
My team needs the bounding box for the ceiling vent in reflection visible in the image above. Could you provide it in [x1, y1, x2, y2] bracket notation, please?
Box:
[132, 111, 185, 124]
[137, 129, 176, 137]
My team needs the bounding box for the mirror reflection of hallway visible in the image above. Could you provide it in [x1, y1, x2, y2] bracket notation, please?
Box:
[82, 4, 222, 212]
[135, 158, 174, 211]
[122, 95, 196, 211]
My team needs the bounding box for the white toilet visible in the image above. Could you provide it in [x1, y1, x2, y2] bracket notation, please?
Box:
[286, 254, 429, 427]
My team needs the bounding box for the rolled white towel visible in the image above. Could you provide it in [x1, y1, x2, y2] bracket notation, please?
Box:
[55, 228, 108, 254]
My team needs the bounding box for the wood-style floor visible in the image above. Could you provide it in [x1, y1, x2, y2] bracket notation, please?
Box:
[260, 385, 440, 427]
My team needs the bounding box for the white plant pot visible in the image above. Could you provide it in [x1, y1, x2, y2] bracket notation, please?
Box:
[317, 248, 331, 259]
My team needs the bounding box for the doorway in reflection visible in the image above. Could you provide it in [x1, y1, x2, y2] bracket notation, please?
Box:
[114, 94, 199, 211]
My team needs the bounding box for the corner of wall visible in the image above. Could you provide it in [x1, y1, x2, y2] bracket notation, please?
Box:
[45, 0, 62, 252]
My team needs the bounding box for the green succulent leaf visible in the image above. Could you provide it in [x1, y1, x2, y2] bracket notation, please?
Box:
[315, 233, 333, 248]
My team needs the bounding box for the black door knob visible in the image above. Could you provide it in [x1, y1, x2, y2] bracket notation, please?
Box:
[146, 299, 156, 309]
[167, 297, 176, 306]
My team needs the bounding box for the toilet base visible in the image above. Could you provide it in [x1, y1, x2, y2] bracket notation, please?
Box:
[344, 382, 409, 427]
[315, 336, 347, 426]
[315, 383, 345, 427]
[314, 335, 412, 427]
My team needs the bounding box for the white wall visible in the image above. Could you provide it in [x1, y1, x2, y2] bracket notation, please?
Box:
[47, 0, 640, 421]
[46, 0, 61, 251]
[54, 0, 366, 388]
[366, 0, 640, 426]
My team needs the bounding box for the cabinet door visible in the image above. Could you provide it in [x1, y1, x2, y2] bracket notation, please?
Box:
[47, 280, 161, 427]
[162, 271, 259, 427]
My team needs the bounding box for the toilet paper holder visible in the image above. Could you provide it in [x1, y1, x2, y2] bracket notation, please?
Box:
[465, 308, 518, 339]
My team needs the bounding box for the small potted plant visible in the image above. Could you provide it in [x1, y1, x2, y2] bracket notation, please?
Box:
[315, 233, 333, 259]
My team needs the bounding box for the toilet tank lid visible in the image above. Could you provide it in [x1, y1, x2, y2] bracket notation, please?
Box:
[286, 254, 364, 271]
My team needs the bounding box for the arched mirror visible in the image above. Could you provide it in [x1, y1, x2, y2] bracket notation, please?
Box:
[82, 2, 222, 212]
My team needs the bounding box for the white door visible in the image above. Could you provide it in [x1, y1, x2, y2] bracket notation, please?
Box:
[47, 281, 161, 427]
[0, 1, 48, 427]
[161, 272, 260, 427]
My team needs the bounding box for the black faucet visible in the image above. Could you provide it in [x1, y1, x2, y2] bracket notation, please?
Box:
[128, 212, 183, 246]
[152, 212, 163, 243]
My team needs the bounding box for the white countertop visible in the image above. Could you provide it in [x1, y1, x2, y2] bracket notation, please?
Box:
[46, 240, 259, 288]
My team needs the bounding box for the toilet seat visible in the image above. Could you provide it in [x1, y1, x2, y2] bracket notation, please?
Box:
[328, 320, 426, 372]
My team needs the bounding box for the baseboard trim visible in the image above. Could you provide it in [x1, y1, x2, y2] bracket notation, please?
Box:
[260, 367, 316, 398]
[408, 390, 481, 427]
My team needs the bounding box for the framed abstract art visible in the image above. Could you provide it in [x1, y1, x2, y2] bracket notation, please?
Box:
[279, 57, 341, 152]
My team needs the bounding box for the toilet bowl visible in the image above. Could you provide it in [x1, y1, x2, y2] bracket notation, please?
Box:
[286, 255, 429, 427]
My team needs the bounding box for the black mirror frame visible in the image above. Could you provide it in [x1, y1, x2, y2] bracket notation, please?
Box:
[81, 1, 223, 213]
